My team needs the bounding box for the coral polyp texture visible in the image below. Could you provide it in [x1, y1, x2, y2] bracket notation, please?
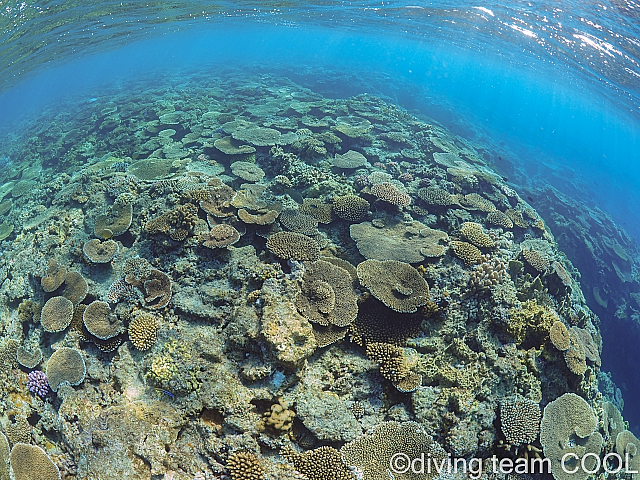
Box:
[295, 260, 358, 327]
[0, 71, 630, 480]
[357, 259, 429, 313]
[40, 259, 67, 292]
[226, 450, 265, 480]
[540, 393, 603, 480]
[128, 313, 159, 350]
[83, 300, 123, 339]
[202, 224, 241, 249]
[40, 296, 74, 333]
[83, 238, 119, 263]
[9, 443, 61, 480]
[45, 347, 86, 392]
[266, 231, 320, 261]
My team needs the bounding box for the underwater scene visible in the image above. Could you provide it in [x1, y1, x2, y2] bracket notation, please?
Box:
[0, 1, 640, 480]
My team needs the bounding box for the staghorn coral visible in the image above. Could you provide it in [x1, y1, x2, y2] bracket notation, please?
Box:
[40, 296, 74, 333]
[499, 396, 541, 446]
[366, 342, 422, 393]
[539, 393, 602, 480]
[357, 259, 430, 313]
[341, 421, 446, 480]
[295, 260, 358, 327]
[62, 271, 88, 306]
[267, 231, 320, 262]
[128, 313, 159, 351]
[201, 224, 241, 249]
[282, 445, 354, 480]
[486, 210, 514, 229]
[230, 161, 265, 182]
[460, 222, 494, 248]
[332, 195, 370, 222]
[332, 150, 368, 168]
[145, 203, 198, 241]
[83, 300, 123, 340]
[450, 240, 482, 265]
[9, 443, 61, 480]
[300, 198, 334, 224]
[83, 239, 119, 263]
[549, 321, 571, 351]
[106, 278, 137, 304]
[122, 257, 152, 285]
[370, 182, 411, 207]
[46, 347, 86, 392]
[40, 259, 66, 292]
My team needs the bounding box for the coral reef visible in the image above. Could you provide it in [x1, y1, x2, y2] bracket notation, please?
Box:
[0, 70, 627, 480]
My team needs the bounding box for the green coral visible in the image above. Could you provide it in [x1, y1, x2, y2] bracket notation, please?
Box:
[146, 339, 201, 394]
[507, 300, 557, 345]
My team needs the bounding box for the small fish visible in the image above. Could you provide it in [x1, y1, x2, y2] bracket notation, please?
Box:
[284, 188, 304, 204]
[154, 388, 175, 400]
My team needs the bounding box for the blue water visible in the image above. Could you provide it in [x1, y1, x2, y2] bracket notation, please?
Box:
[1, 0, 640, 446]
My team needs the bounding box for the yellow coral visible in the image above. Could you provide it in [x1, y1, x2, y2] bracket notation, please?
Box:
[507, 300, 558, 345]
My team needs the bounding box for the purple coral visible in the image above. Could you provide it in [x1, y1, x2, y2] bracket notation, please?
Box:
[353, 174, 370, 188]
[27, 370, 49, 398]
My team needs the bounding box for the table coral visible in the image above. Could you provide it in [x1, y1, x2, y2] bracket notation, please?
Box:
[40, 296, 74, 333]
[295, 260, 358, 328]
[46, 347, 86, 392]
[266, 231, 320, 262]
[356, 259, 430, 313]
